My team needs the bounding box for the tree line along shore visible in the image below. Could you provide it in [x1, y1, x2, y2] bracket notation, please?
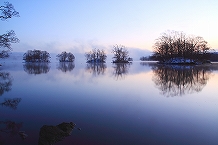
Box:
[1, 2, 217, 65]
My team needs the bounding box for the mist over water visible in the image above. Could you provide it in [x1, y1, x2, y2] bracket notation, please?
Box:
[1, 61, 218, 145]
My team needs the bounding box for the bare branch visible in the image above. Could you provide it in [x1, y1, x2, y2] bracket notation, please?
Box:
[112, 44, 129, 63]
[0, 2, 20, 20]
[0, 30, 19, 50]
[153, 30, 210, 62]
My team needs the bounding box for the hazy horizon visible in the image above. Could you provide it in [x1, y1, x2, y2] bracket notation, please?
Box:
[1, 0, 218, 55]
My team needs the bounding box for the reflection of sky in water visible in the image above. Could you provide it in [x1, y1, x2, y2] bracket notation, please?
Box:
[1, 62, 218, 144]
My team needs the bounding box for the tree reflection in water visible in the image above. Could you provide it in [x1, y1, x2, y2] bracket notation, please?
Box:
[113, 63, 131, 80]
[0, 72, 13, 96]
[152, 65, 212, 97]
[57, 62, 75, 72]
[140, 61, 158, 66]
[86, 63, 106, 76]
[0, 120, 27, 143]
[23, 63, 50, 75]
[1, 98, 21, 110]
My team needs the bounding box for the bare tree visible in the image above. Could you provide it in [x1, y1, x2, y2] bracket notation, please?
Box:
[23, 50, 50, 62]
[0, 2, 19, 20]
[85, 48, 107, 63]
[112, 45, 129, 63]
[0, 30, 19, 56]
[56, 51, 75, 62]
[153, 30, 210, 63]
[0, 2, 20, 58]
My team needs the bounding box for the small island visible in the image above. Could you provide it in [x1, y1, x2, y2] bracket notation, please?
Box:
[85, 48, 107, 63]
[112, 44, 131, 63]
[150, 30, 211, 65]
[56, 51, 75, 62]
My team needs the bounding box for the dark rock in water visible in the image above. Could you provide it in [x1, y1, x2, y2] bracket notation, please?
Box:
[38, 122, 75, 145]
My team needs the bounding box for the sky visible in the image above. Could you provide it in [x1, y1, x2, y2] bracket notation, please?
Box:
[1, 0, 218, 58]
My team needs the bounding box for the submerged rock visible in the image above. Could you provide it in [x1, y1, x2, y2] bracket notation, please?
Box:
[38, 122, 75, 145]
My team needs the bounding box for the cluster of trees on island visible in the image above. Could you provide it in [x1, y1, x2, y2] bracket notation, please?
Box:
[140, 30, 218, 64]
[23, 50, 50, 62]
[1, 2, 218, 65]
[22, 44, 133, 63]
[85, 48, 107, 63]
[152, 30, 211, 64]
[21, 36, 218, 64]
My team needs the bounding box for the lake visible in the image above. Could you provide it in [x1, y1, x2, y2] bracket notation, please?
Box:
[0, 61, 218, 145]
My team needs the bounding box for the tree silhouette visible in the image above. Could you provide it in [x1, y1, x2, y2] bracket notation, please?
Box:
[112, 45, 129, 63]
[0, 2, 20, 58]
[85, 48, 107, 63]
[0, 2, 19, 20]
[153, 30, 210, 63]
[23, 50, 50, 62]
[56, 51, 75, 62]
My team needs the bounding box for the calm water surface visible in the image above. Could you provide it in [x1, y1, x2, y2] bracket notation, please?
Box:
[0, 61, 218, 145]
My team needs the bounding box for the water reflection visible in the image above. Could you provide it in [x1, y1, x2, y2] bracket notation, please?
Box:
[140, 61, 158, 66]
[57, 62, 75, 72]
[1, 98, 21, 110]
[38, 122, 75, 145]
[23, 63, 50, 75]
[86, 63, 106, 76]
[152, 65, 212, 97]
[113, 63, 131, 80]
[0, 72, 13, 96]
[0, 120, 27, 143]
